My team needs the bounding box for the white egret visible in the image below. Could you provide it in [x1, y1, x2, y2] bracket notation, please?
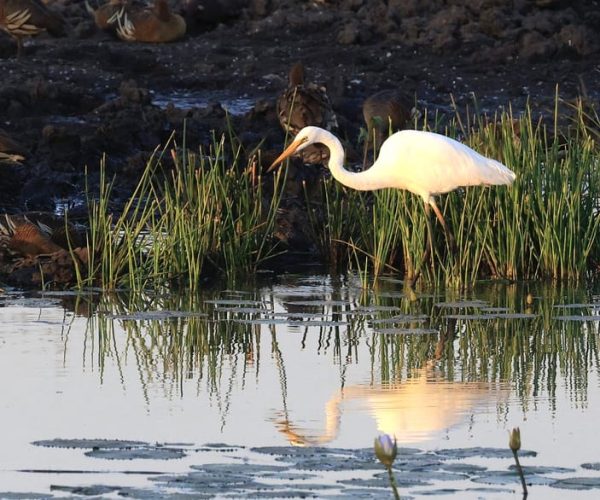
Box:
[268, 126, 516, 283]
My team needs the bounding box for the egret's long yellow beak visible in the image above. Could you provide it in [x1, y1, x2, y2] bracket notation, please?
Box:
[267, 136, 308, 173]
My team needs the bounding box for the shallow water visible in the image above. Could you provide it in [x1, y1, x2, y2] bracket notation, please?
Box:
[0, 274, 599, 498]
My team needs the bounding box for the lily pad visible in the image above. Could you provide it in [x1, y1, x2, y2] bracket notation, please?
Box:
[493, 313, 537, 319]
[215, 307, 266, 314]
[471, 470, 554, 486]
[0, 494, 50, 499]
[282, 300, 352, 307]
[376, 328, 438, 335]
[435, 300, 488, 309]
[84, 447, 186, 460]
[288, 320, 348, 327]
[554, 315, 600, 322]
[109, 311, 207, 320]
[582, 463, 600, 471]
[33, 438, 148, 449]
[434, 447, 537, 459]
[205, 299, 263, 306]
[443, 314, 496, 320]
[233, 318, 290, 325]
[551, 477, 600, 490]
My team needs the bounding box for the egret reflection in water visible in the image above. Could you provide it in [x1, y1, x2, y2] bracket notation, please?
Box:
[273, 365, 509, 447]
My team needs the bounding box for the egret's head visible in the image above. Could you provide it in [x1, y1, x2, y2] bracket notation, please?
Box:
[267, 126, 325, 172]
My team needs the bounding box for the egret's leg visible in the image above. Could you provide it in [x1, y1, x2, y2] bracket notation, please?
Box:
[430, 199, 456, 251]
[409, 203, 435, 287]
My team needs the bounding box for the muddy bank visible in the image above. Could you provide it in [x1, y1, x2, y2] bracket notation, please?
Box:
[0, 1, 598, 283]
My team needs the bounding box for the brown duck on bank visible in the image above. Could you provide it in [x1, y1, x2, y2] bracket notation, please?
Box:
[277, 62, 338, 136]
[362, 89, 414, 167]
[0, 128, 28, 163]
[0, 212, 85, 258]
[276, 62, 338, 165]
[0, 0, 65, 57]
[85, 0, 129, 31]
[114, 0, 186, 43]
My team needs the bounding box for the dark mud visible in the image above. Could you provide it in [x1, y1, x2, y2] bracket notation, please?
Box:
[1, 1, 598, 225]
[0, 0, 600, 286]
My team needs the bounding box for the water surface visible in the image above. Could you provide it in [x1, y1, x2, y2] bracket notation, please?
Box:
[0, 275, 599, 497]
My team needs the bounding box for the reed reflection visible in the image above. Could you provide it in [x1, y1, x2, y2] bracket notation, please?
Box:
[80, 279, 599, 443]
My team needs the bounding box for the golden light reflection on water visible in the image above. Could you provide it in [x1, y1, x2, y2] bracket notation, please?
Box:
[273, 367, 509, 447]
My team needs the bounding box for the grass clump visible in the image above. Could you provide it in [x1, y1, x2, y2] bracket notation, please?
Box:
[82, 96, 598, 291]
[83, 130, 284, 292]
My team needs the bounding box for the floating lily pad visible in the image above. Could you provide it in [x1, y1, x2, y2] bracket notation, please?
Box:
[190, 464, 288, 474]
[434, 300, 488, 308]
[84, 447, 186, 460]
[109, 311, 207, 320]
[436, 462, 488, 474]
[582, 463, 600, 471]
[508, 464, 575, 474]
[0, 494, 50, 499]
[471, 470, 554, 485]
[50, 485, 121, 495]
[370, 317, 427, 326]
[551, 477, 600, 489]
[233, 318, 290, 325]
[376, 328, 438, 335]
[282, 300, 352, 307]
[328, 488, 393, 498]
[33, 438, 148, 449]
[434, 447, 537, 459]
[215, 307, 266, 314]
[339, 476, 429, 488]
[480, 307, 510, 313]
[205, 299, 263, 306]
[554, 315, 600, 322]
[378, 470, 468, 483]
[4, 297, 62, 308]
[553, 303, 600, 309]
[415, 488, 460, 495]
[443, 314, 496, 320]
[355, 305, 402, 312]
[288, 320, 348, 327]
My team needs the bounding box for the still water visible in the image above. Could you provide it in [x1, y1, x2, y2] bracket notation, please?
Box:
[0, 273, 599, 498]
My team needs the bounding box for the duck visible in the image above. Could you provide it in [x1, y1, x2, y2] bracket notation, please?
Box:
[113, 0, 186, 43]
[276, 62, 338, 165]
[0, 212, 85, 258]
[362, 89, 414, 167]
[0, 0, 65, 57]
[277, 62, 338, 136]
[0, 128, 28, 163]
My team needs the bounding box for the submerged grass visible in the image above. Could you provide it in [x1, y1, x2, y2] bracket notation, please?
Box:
[83, 97, 598, 290]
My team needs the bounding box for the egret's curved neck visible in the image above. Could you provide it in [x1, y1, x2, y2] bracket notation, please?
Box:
[321, 130, 386, 191]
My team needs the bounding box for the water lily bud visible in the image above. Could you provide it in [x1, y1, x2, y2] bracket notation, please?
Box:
[509, 427, 521, 452]
[374, 434, 397, 467]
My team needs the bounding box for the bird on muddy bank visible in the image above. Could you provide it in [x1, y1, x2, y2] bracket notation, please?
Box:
[276, 62, 339, 165]
[0, 212, 85, 258]
[0, 128, 28, 163]
[111, 0, 186, 43]
[268, 126, 516, 285]
[0, 0, 65, 57]
[362, 89, 415, 168]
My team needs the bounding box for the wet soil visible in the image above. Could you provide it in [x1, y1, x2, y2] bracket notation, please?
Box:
[1, 0, 599, 231]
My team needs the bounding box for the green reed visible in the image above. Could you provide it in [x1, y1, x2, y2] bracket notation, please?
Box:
[309, 97, 599, 287]
[83, 128, 284, 291]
